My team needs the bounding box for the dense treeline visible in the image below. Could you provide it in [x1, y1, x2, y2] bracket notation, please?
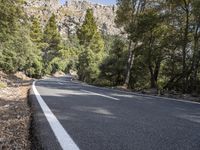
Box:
[1, 0, 200, 94]
[79, 0, 200, 94]
[0, 0, 78, 78]
[113, 0, 200, 94]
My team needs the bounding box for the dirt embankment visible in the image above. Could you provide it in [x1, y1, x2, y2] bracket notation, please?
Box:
[0, 71, 32, 150]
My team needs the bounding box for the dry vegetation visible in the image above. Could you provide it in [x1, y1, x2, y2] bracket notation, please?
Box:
[0, 71, 32, 150]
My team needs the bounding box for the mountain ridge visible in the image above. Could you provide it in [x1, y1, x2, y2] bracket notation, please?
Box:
[25, 0, 121, 38]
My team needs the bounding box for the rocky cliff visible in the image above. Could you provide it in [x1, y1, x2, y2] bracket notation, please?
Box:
[25, 0, 121, 39]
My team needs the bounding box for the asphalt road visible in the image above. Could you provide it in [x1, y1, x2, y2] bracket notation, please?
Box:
[29, 76, 200, 150]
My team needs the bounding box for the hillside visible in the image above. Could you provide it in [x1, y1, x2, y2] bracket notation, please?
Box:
[25, 0, 120, 38]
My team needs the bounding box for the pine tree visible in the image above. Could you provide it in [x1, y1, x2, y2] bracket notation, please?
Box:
[42, 13, 61, 74]
[24, 17, 45, 77]
[30, 17, 43, 49]
[43, 14, 61, 51]
[0, 0, 32, 73]
[0, 0, 24, 41]
[77, 9, 105, 82]
[0, 0, 44, 77]
[77, 9, 98, 46]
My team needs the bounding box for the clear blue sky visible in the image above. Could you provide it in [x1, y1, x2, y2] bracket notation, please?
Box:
[60, 0, 116, 5]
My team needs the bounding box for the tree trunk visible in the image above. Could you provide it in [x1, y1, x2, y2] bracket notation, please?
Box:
[190, 24, 200, 93]
[123, 41, 137, 88]
[147, 36, 161, 89]
[150, 76, 157, 89]
[123, 40, 132, 87]
[123, 0, 147, 88]
[149, 62, 160, 89]
[182, 0, 189, 93]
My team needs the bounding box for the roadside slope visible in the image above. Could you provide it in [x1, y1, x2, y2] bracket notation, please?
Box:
[0, 71, 32, 149]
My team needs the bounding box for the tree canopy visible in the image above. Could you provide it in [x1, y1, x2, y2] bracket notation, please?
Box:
[77, 9, 105, 82]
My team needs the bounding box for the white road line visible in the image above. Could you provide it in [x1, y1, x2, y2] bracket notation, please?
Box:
[81, 90, 120, 101]
[73, 80, 200, 105]
[109, 89, 200, 105]
[32, 81, 80, 150]
[58, 82, 64, 85]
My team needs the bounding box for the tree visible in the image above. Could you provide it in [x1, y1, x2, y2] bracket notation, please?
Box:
[0, 0, 41, 75]
[133, 4, 172, 89]
[115, 0, 147, 88]
[190, 0, 200, 93]
[77, 9, 105, 82]
[30, 17, 43, 49]
[0, 0, 24, 41]
[170, 0, 191, 92]
[26, 17, 44, 78]
[77, 9, 98, 46]
[161, 0, 200, 93]
[100, 37, 127, 85]
[43, 13, 61, 74]
[0, 0, 24, 71]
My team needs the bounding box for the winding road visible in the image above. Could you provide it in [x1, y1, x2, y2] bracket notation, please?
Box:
[29, 76, 200, 150]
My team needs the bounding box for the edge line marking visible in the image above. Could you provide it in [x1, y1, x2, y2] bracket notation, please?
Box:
[32, 81, 80, 150]
[71, 80, 200, 105]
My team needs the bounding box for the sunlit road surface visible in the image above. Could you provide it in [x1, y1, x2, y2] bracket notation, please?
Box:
[30, 76, 200, 150]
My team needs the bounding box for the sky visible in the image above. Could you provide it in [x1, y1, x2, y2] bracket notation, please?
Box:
[60, 0, 116, 5]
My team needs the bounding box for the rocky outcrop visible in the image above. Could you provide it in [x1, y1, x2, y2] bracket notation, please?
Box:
[24, 0, 61, 25]
[25, 0, 121, 38]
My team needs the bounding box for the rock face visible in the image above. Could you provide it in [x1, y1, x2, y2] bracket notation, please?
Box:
[24, 0, 61, 25]
[25, 0, 120, 38]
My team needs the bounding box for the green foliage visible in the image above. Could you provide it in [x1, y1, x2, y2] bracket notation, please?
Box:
[77, 9, 105, 82]
[0, 26, 43, 77]
[99, 0, 200, 94]
[0, 0, 79, 78]
[77, 9, 98, 46]
[24, 43, 43, 78]
[30, 17, 43, 48]
[129, 54, 149, 90]
[2, 0, 200, 96]
[100, 37, 127, 86]
[0, 0, 42, 76]
[43, 14, 61, 51]
[115, 0, 135, 29]
[102, 35, 116, 53]
[0, 0, 25, 41]
[28, 17, 45, 77]
[78, 48, 98, 82]
[0, 0, 43, 78]
[42, 13, 62, 74]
